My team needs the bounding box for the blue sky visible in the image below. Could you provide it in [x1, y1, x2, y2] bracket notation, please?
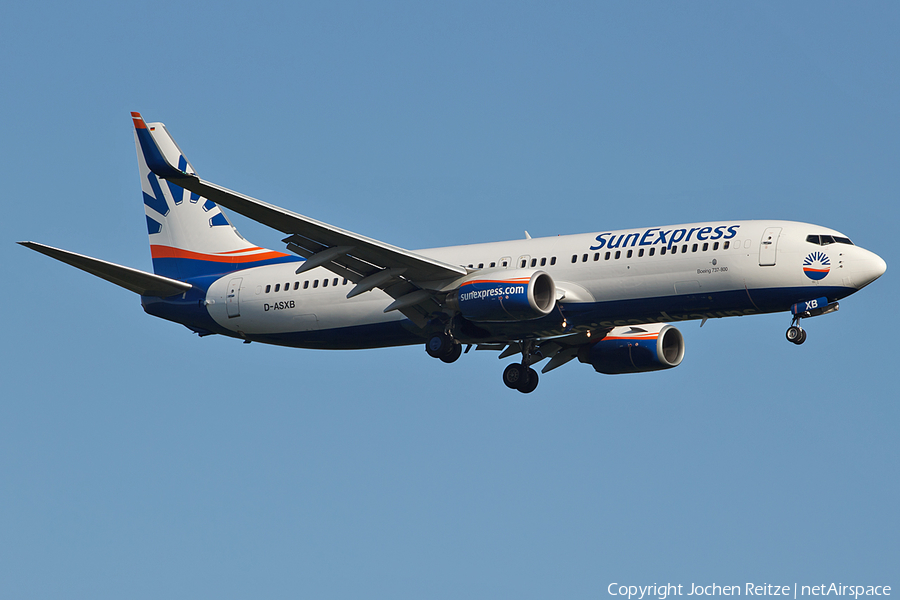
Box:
[2, 2, 897, 598]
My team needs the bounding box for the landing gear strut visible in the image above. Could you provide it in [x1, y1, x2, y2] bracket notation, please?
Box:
[502, 340, 540, 393]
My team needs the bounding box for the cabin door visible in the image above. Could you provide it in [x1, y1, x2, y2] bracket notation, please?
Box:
[759, 227, 782, 266]
[226, 277, 242, 318]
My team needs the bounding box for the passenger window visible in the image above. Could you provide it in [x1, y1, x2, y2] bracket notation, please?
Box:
[490, 262, 496, 268]
[550, 257, 556, 265]
[582, 254, 588, 262]
[478, 263, 484, 269]
[343, 278, 348, 285]
[744, 240, 751, 249]
[323, 278, 328, 287]
[605, 251, 610, 260]
[692, 244, 698, 252]
[723, 241, 730, 250]
[285, 282, 289, 290]
[304, 281, 309, 289]
[265, 285, 271, 293]
[313, 280, 319, 288]
[713, 242, 719, 251]
[521, 259, 527, 268]
[571, 255, 577, 263]
[627, 249, 633, 258]
[502, 260, 508, 267]
[294, 281, 300, 290]
[638, 248, 644, 257]
[671, 246, 677, 254]
[333, 278, 338, 286]
[531, 258, 537, 267]
[274, 284, 280, 292]
[661, 247, 667, 255]
[649, 248, 655, 256]
[702, 243, 708, 251]
[540, 257, 547, 266]
[682, 244, 688, 253]
[615, 250, 621, 259]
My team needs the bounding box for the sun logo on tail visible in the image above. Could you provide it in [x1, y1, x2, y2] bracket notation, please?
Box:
[803, 251, 831, 280]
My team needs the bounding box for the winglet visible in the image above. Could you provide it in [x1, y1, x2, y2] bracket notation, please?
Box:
[132, 111, 190, 180]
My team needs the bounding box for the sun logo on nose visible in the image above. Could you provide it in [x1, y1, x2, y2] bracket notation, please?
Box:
[803, 251, 831, 280]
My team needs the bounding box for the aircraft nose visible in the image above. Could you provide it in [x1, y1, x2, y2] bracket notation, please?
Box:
[852, 251, 887, 289]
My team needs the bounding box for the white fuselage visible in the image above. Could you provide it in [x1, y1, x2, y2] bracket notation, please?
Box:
[200, 220, 885, 348]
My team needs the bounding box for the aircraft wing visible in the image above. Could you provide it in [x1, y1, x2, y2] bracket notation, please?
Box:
[18, 241, 192, 297]
[134, 113, 467, 326]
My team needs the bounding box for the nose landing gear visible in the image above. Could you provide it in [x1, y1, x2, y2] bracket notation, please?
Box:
[785, 296, 840, 346]
[786, 322, 807, 345]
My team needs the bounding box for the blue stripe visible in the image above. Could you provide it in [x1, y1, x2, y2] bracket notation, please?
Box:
[141, 283, 859, 350]
[135, 127, 186, 180]
[151, 254, 302, 280]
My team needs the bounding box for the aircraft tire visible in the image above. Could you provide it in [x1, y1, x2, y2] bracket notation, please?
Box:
[426, 333, 454, 359]
[440, 343, 463, 363]
[503, 363, 525, 389]
[786, 326, 803, 343]
[518, 368, 539, 394]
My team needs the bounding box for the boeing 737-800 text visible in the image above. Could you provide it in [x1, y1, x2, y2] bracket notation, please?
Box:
[19, 113, 887, 393]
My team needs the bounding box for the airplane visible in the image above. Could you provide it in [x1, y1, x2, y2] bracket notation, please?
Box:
[19, 112, 887, 393]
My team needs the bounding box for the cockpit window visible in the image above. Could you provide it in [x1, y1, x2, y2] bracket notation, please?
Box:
[807, 234, 853, 246]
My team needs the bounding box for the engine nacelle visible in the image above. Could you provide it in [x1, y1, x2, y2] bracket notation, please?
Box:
[581, 324, 685, 374]
[445, 269, 556, 322]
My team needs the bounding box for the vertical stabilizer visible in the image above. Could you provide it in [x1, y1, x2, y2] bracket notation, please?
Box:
[133, 113, 294, 280]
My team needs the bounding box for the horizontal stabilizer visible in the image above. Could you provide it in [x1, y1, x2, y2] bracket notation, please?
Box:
[18, 241, 192, 297]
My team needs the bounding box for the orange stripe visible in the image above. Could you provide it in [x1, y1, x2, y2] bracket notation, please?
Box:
[460, 278, 531, 287]
[803, 267, 829, 273]
[150, 245, 289, 263]
[216, 246, 266, 254]
[131, 112, 147, 129]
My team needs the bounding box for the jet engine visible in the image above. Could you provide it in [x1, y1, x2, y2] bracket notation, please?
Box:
[445, 269, 556, 322]
[580, 324, 684, 374]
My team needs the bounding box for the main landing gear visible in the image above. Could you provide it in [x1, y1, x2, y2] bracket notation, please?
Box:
[502, 363, 539, 393]
[502, 340, 540, 394]
[425, 332, 462, 363]
[424, 332, 541, 393]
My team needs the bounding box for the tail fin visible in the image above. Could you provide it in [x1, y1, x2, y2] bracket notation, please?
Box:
[133, 112, 294, 280]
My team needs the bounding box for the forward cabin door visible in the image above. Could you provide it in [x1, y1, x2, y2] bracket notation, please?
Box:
[226, 277, 242, 318]
[759, 227, 782, 266]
